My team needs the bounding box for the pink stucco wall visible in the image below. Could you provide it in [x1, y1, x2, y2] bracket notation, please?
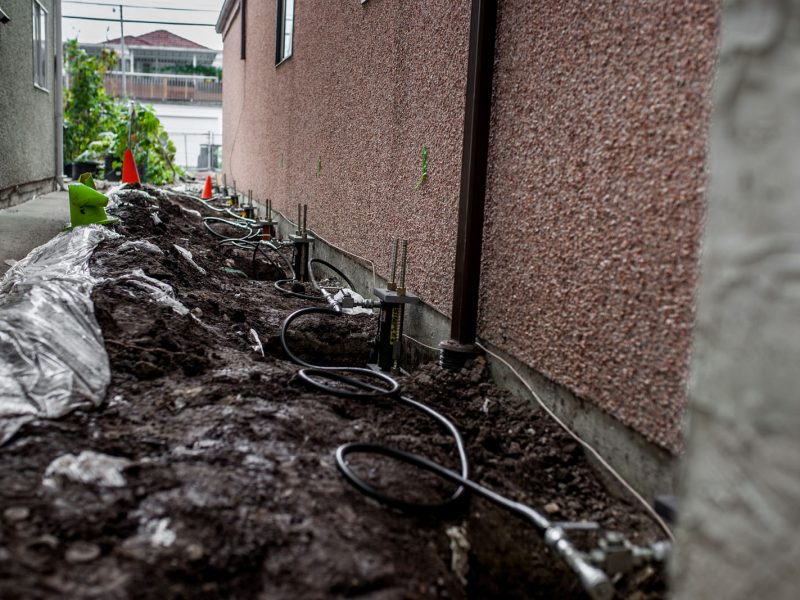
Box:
[222, 0, 470, 313]
[221, 1, 718, 452]
[478, 1, 718, 452]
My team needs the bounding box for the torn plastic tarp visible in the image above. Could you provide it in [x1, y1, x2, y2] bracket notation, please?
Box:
[173, 244, 206, 275]
[118, 240, 163, 255]
[0, 226, 118, 445]
[107, 268, 190, 316]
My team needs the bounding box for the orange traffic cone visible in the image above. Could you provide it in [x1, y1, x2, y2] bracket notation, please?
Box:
[121, 149, 140, 184]
[201, 175, 213, 199]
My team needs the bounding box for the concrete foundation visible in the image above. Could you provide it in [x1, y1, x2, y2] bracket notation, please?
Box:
[0, 190, 70, 275]
[0, 178, 56, 211]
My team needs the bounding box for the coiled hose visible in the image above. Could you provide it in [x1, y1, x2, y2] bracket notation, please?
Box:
[273, 257, 355, 303]
[280, 306, 469, 512]
[278, 282, 614, 599]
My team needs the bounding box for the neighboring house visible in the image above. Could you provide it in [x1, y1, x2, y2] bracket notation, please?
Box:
[83, 29, 219, 75]
[217, 0, 717, 496]
[0, 0, 61, 209]
[80, 31, 223, 171]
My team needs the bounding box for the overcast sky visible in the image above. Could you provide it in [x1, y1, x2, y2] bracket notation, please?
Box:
[62, 0, 225, 51]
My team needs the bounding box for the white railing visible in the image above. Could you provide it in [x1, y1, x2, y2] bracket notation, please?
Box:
[105, 72, 222, 104]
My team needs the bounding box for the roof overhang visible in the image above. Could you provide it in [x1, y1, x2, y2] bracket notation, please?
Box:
[83, 43, 217, 55]
[216, 0, 240, 39]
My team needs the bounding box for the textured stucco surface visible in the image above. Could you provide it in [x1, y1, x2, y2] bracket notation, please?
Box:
[673, 1, 800, 597]
[222, 0, 470, 313]
[222, 1, 718, 451]
[478, 1, 718, 452]
[0, 0, 56, 192]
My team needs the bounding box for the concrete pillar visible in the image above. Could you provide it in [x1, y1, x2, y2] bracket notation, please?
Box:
[672, 1, 800, 598]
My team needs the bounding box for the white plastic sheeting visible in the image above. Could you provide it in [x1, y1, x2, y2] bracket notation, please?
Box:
[107, 268, 190, 316]
[0, 226, 118, 444]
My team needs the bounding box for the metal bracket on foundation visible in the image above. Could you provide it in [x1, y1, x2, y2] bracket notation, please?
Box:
[290, 203, 313, 282]
[370, 240, 418, 372]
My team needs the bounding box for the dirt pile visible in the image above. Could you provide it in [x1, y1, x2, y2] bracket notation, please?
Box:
[0, 185, 666, 599]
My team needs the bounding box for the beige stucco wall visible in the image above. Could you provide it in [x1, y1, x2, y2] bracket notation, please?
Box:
[0, 0, 56, 197]
[222, 0, 470, 313]
[479, 1, 718, 453]
[221, 1, 717, 452]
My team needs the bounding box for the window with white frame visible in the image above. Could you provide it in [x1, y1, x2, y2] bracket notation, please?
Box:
[32, 0, 47, 90]
[275, 0, 294, 65]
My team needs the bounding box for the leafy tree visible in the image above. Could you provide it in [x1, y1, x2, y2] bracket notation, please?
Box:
[63, 39, 119, 162]
[63, 39, 184, 185]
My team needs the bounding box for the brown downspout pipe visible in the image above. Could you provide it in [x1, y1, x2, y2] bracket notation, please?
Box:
[240, 0, 247, 60]
[439, 0, 498, 370]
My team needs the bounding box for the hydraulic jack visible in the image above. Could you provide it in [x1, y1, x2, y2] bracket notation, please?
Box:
[239, 189, 256, 220]
[290, 203, 314, 282]
[227, 181, 240, 207]
[221, 173, 229, 197]
[258, 198, 277, 241]
[371, 240, 419, 372]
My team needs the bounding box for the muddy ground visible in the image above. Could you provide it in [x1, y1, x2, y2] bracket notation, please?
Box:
[0, 185, 667, 599]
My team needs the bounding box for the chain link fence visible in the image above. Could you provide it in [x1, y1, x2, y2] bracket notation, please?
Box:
[168, 131, 222, 173]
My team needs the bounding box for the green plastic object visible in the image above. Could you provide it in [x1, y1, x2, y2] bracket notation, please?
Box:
[417, 145, 429, 188]
[66, 173, 117, 229]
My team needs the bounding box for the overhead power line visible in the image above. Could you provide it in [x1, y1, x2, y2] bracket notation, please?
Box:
[63, 1, 219, 12]
[63, 15, 217, 27]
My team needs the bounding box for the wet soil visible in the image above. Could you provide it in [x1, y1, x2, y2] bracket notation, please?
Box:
[0, 185, 667, 599]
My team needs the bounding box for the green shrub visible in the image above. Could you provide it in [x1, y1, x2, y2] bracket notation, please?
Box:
[63, 39, 184, 184]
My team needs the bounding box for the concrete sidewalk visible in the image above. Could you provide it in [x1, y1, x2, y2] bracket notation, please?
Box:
[0, 191, 70, 275]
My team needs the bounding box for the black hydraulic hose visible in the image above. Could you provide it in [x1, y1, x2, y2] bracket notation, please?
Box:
[203, 216, 258, 242]
[225, 207, 258, 223]
[308, 258, 356, 294]
[336, 443, 546, 529]
[278, 297, 615, 600]
[275, 256, 359, 302]
[249, 240, 294, 278]
[274, 279, 326, 302]
[279, 307, 469, 512]
[203, 214, 294, 278]
[170, 190, 230, 212]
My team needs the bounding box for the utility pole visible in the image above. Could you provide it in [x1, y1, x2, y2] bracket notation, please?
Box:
[119, 4, 126, 97]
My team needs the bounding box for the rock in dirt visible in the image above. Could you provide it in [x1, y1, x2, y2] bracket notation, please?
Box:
[3, 507, 29, 523]
[544, 502, 561, 514]
[446, 524, 471, 586]
[65, 542, 101, 564]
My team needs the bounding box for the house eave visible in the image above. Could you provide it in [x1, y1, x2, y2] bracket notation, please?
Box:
[216, 0, 240, 38]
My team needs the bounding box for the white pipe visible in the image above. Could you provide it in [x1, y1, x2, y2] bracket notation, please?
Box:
[54, 0, 64, 188]
[119, 5, 126, 98]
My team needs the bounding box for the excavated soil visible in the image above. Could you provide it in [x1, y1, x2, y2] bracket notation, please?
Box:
[0, 185, 667, 599]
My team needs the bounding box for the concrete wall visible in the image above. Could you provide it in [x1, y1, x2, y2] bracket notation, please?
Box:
[672, 1, 800, 597]
[0, 0, 56, 204]
[151, 102, 222, 171]
[220, 1, 717, 456]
